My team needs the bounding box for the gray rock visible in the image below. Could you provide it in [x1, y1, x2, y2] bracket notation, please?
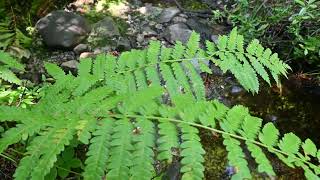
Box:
[158, 7, 180, 23]
[116, 37, 131, 51]
[73, 44, 90, 54]
[163, 23, 192, 44]
[90, 17, 120, 38]
[186, 18, 212, 39]
[142, 26, 157, 36]
[137, 4, 162, 17]
[61, 60, 79, 70]
[93, 46, 111, 54]
[155, 23, 163, 30]
[211, 34, 219, 44]
[136, 34, 144, 43]
[172, 16, 187, 23]
[36, 10, 91, 48]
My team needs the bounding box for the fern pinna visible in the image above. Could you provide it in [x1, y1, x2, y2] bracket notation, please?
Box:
[0, 28, 319, 180]
[0, 51, 25, 85]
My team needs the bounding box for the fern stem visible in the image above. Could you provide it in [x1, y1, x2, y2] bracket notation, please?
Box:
[54, 165, 83, 176]
[110, 114, 312, 166]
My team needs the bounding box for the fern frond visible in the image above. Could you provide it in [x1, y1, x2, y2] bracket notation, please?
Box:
[83, 119, 114, 180]
[209, 27, 290, 93]
[180, 124, 205, 180]
[14, 130, 51, 180]
[223, 135, 252, 179]
[106, 118, 134, 180]
[0, 51, 24, 84]
[1, 30, 318, 180]
[130, 118, 156, 180]
[30, 122, 76, 179]
[157, 107, 180, 162]
[0, 122, 47, 154]
[0, 51, 24, 70]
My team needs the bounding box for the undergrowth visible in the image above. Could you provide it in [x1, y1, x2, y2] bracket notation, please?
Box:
[0, 29, 319, 180]
[214, 0, 320, 64]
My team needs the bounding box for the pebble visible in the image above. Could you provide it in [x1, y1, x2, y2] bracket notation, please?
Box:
[230, 86, 243, 94]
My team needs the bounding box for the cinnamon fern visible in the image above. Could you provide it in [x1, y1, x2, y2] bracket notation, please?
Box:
[0, 29, 319, 180]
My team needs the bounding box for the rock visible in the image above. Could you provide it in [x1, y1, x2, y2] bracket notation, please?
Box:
[172, 16, 187, 23]
[210, 63, 224, 76]
[36, 10, 91, 48]
[93, 46, 111, 54]
[149, 21, 156, 26]
[142, 26, 157, 36]
[211, 34, 219, 44]
[80, 52, 94, 58]
[137, 4, 162, 17]
[186, 18, 212, 39]
[163, 23, 192, 44]
[158, 7, 180, 23]
[155, 23, 163, 30]
[61, 60, 79, 70]
[136, 34, 144, 43]
[230, 86, 243, 94]
[90, 17, 120, 38]
[49, 51, 76, 63]
[73, 44, 90, 54]
[178, 13, 188, 18]
[116, 37, 131, 51]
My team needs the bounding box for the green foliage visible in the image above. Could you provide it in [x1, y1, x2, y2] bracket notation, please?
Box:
[0, 31, 318, 180]
[220, 0, 320, 63]
[207, 28, 290, 93]
[0, 51, 24, 85]
[0, 19, 32, 50]
[0, 84, 41, 107]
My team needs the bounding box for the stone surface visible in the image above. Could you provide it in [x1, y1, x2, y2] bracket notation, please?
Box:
[230, 85, 243, 94]
[36, 10, 91, 48]
[137, 4, 162, 17]
[172, 16, 187, 23]
[73, 43, 90, 54]
[90, 17, 120, 38]
[61, 60, 79, 69]
[142, 26, 157, 36]
[116, 37, 131, 51]
[186, 17, 212, 39]
[80, 52, 94, 58]
[163, 23, 192, 44]
[211, 34, 219, 43]
[158, 7, 180, 23]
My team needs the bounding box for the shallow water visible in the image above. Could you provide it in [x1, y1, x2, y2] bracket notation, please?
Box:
[204, 74, 320, 179]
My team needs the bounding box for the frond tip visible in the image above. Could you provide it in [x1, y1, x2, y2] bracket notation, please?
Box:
[206, 27, 291, 93]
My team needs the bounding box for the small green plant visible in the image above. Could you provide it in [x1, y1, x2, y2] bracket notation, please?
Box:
[0, 51, 25, 85]
[0, 84, 41, 108]
[222, 0, 320, 64]
[0, 30, 318, 180]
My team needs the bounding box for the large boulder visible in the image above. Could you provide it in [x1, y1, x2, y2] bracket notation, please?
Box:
[36, 10, 91, 49]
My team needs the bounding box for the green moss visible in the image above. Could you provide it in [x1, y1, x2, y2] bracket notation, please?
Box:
[200, 131, 228, 179]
